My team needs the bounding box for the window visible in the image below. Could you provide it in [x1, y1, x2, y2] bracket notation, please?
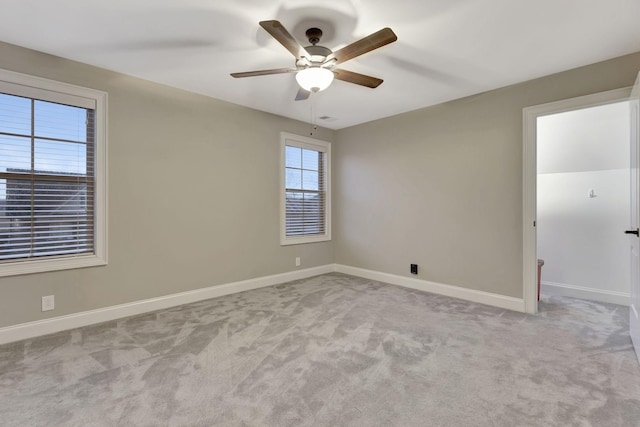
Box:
[280, 132, 331, 245]
[0, 69, 107, 276]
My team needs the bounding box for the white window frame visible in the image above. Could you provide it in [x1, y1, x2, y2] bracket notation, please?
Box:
[280, 132, 331, 246]
[0, 69, 108, 277]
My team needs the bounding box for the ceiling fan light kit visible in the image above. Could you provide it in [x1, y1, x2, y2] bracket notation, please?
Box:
[295, 67, 334, 92]
[231, 20, 397, 100]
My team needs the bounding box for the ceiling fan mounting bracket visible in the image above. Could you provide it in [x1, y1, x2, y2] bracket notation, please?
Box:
[305, 27, 323, 45]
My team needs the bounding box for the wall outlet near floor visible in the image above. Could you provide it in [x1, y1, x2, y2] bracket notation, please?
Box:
[41, 295, 55, 312]
[410, 264, 418, 275]
[295, 257, 301, 267]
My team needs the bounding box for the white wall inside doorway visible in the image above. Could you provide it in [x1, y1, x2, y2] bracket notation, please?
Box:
[537, 101, 631, 305]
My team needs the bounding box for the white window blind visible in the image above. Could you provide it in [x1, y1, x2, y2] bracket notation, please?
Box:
[0, 89, 95, 262]
[280, 133, 331, 245]
[0, 70, 106, 276]
[285, 145, 325, 236]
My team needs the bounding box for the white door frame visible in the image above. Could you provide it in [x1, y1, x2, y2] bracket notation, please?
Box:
[522, 87, 632, 314]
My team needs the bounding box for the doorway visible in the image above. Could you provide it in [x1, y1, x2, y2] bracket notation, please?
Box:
[537, 101, 631, 305]
[523, 87, 632, 314]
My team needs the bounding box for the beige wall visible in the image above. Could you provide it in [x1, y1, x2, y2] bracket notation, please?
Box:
[334, 52, 640, 298]
[1, 39, 639, 329]
[0, 42, 335, 328]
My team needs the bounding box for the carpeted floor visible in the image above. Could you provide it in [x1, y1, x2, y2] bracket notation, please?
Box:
[0, 273, 639, 426]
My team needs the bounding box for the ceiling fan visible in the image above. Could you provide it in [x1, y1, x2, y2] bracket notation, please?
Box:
[231, 20, 397, 101]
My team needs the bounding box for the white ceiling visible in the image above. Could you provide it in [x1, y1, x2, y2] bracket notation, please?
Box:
[1, 0, 639, 129]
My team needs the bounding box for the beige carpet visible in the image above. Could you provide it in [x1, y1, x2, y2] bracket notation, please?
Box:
[0, 273, 639, 426]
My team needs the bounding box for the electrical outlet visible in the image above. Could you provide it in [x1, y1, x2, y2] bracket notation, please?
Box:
[41, 295, 55, 312]
[295, 257, 301, 267]
[410, 264, 418, 275]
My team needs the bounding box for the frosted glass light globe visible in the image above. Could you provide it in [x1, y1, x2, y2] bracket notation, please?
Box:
[295, 67, 334, 92]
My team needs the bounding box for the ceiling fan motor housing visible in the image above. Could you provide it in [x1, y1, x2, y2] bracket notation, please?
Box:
[303, 45, 333, 67]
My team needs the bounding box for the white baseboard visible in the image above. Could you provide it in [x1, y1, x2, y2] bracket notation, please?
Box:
[0, 264, 334, 345]
[541, 281, 630, 306]
[335, 264, 525, 312]
[0, 263, 529, 345]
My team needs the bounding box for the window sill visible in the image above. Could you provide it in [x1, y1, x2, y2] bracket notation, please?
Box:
[0, 255, 107, 277]
[280, 234, 331, 246]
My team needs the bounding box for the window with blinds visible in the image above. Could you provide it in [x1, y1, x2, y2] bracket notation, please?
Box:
[0, 70, 107, 276]
[280, 133, 331, 245]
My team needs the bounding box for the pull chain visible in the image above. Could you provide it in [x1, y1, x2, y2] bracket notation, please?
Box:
[309, 91, 317, 136]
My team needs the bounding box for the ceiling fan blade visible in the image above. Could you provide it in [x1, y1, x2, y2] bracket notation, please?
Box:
[295, 88, 310, 101]
[333, 69, 383, 88]
[230, 68, 297, 78]
[259, 20, 310, 59]
[329, 28, 397, 65]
